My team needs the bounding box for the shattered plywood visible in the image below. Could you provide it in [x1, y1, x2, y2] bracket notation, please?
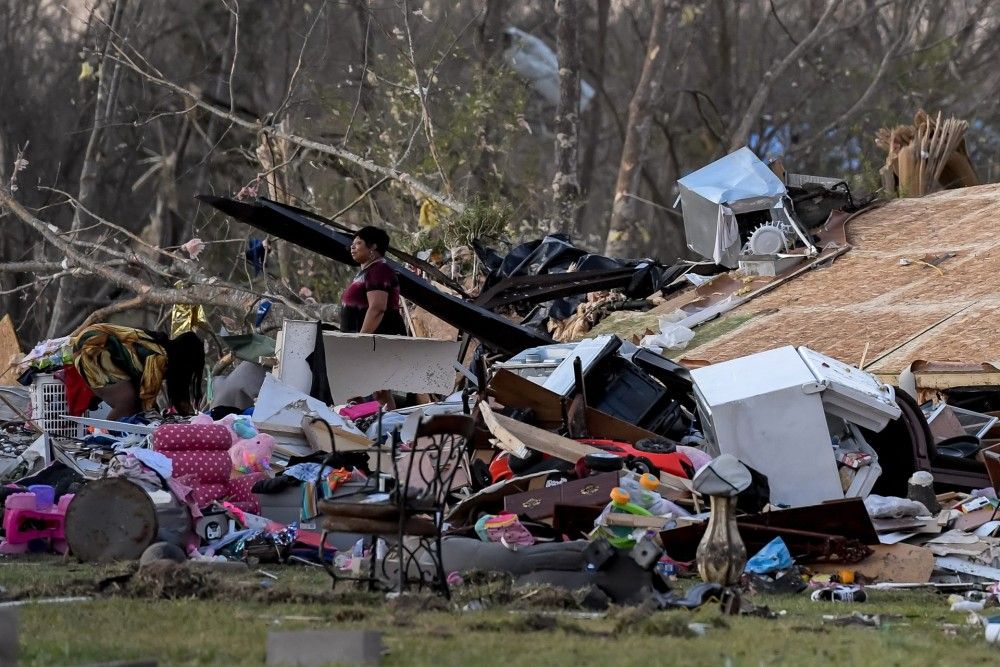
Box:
[811, 543, 934, 583]
[681, 184, 1000, 382]
[479, 403, 601, 462]
[0, 315, 22, 386]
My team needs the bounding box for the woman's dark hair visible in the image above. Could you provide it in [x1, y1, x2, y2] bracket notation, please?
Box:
[354, 226, 390, 255]
[163, 331, 205, 414]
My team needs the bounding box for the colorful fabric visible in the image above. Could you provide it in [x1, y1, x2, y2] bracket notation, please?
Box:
[169, 303, 207, 339]
[474, 512, 536, 547]
[339, 259, 406, 335]
[62, 364, 96, 417]
[72, 324, 167, 411]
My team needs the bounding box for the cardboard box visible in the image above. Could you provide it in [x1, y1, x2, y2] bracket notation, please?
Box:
[255, 486, 305, 527]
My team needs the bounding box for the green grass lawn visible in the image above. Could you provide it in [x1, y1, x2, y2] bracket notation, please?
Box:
[1, 556, 996, 666]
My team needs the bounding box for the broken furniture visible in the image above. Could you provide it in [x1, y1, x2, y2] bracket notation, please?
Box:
[485, 368, 666, 460]
[677, 147, 816, 268]
[922, 402, 998, 444]
[660, 497, 878, 565]
[691, 346, 901, 507]
[496, 335, 687, 437]
[318, 414, 476, 598]
[867, 389, 994, 493]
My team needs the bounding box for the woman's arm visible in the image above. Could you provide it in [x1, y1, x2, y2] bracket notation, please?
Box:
[360, 289, 388, 334]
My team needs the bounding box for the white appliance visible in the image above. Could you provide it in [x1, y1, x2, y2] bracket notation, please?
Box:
[690, 346, 901, 507]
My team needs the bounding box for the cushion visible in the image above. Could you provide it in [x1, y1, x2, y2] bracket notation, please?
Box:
[191, 483, 228, 507]
[153, 424, 232, 452]
[163, 451, 231, 484]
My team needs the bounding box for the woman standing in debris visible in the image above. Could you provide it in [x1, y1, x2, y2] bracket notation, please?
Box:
[71, 324, 205, 419]
[341, 226, 406, 407]
[341, 226, 406, 336]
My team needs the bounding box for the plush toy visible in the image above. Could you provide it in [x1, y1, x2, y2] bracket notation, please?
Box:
[229, 432, 275, 475]
[191, 413, 258, 445]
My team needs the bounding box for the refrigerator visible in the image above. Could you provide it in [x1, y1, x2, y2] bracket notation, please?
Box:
[690, 345, 901, 507]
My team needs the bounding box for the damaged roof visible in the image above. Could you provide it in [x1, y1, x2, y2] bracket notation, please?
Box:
[679, 183, 1000, 383]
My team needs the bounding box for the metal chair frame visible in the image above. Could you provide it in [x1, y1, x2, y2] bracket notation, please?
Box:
[316, 412, 475, 598]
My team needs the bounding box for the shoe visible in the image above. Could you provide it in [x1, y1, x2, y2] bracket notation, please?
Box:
[811, 585, 867, 602]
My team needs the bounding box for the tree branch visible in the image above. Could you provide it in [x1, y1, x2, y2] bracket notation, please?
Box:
[401, 0, 450, 192]
[785, 0, 926, 156]
[0, 184, 320, 335]
[728, 0, 843, 152]
[104, 41, 466, 213]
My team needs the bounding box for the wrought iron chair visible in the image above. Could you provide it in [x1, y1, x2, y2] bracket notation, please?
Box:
[317, 413, 476, 598]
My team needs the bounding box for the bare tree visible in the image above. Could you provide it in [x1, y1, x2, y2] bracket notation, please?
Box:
[726, 0, 842, 152]
[469, 0, 508, 196]
[603, 0, 673, 258]
[551, 0, 581, 234]
[579, 0, 609, 197]
[47, 0, 128, 337]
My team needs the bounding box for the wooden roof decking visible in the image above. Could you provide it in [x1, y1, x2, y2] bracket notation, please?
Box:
[680, 183, 1000, 381]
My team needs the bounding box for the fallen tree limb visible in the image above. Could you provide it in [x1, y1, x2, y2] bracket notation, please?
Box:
[0, 184, 322, 334]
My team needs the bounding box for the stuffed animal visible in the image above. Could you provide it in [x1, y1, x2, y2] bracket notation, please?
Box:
[191, 413, 258, 445]
[229, 432, 275, 475]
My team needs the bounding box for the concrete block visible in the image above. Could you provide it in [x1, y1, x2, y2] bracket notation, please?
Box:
[267, 630, 383, 666]
[0, 608, 17, 666]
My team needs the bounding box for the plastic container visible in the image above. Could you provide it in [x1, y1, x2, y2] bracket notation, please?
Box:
[618, 473, 690, 517]
[28, 484, 55, 508]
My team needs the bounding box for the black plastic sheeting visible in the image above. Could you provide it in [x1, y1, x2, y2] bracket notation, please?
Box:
[198, 195, 554, 355]
[473, 235, 690, 330]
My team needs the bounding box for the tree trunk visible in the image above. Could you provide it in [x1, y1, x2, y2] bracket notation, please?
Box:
[469, 0, 507, 196]
[603, 0, 672, 258]
[255, 124, 295, 285]
[47, 0, 127, 338]
[579, 0, 609, 197]
[551, 0, 581, 234]
[187, 6, 238, 247]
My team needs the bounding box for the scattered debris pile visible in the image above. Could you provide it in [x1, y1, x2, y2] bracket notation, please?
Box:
[4, 139, 1000, 649]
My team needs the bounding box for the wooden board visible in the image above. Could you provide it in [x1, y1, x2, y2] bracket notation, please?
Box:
[0, 314, 22, 386]
[678, 184, 1000, 379]
[479, 402, 601, 462]
[810, 543, 934, 583]
[301, 416, 374, 452]
[954, 506, 996, 533]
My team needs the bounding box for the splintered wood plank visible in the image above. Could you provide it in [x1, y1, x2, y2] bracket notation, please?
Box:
[479, 402, 600, 462]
